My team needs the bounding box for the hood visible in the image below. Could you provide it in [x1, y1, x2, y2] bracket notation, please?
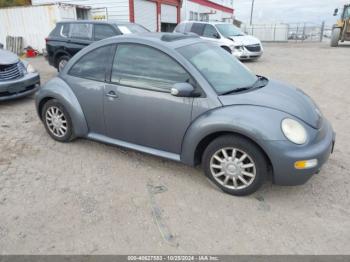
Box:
[218, 79, 322, 129]
[0, 49, 19, 65]
[228, 35, 260, 46]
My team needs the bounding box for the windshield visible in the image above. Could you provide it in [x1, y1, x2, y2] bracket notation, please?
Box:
[216, 24, 244, 37]
[178, 43, 258, 94]
[344, 7, 350, 19]
[117, 24, 149, 34]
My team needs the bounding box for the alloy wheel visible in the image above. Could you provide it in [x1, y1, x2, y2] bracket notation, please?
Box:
[210, 147, 256, 190]
[45, 106, 68, 138]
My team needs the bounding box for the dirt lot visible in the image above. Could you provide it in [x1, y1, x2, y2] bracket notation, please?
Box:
[0, 42, 349, 254]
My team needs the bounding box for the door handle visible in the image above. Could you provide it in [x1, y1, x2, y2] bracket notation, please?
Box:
[106, 91, 118, 98]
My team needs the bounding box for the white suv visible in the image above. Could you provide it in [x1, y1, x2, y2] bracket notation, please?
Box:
[174, 21, 263, 60]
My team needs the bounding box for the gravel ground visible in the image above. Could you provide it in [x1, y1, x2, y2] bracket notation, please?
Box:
[0, 42, 349, 255]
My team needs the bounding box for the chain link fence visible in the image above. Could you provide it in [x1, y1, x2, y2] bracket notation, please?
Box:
[241, 22, 332, 43]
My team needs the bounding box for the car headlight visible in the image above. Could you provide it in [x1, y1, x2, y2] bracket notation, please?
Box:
[281, 118, 307, 145]
[26, 63, 36, 73]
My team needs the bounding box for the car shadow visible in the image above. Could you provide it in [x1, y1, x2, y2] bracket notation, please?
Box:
[0, 95, 35, 106]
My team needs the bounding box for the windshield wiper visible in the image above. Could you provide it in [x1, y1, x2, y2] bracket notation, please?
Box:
[221, 86, 252, 95]
[221, 76, 268, 96]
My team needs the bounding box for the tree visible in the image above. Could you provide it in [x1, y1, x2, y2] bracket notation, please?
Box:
[0, 0, 31, 7]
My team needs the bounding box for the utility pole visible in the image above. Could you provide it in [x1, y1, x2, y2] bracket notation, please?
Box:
[250, 0, 255, 25]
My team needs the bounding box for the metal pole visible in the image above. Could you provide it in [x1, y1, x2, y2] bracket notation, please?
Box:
[320, 21, 325, 42]
[250, 0, 255, 26]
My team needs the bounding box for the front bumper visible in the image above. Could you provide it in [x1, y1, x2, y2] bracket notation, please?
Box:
[233, 47, 263, 60]
[264, 119, 335, 186]
[0, 72, 40, 101]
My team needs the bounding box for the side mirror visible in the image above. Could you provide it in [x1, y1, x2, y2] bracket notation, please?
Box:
[0, 43, 3, 49]
[333, 8, 338, 16]
[171, 83, 195, 97]
[213, 32, 220, 39]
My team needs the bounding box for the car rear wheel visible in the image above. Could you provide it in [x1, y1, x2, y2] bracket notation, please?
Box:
[57, 55, 71, 72]
[42, 99, 74, 142]
[202, 135, 267, 196]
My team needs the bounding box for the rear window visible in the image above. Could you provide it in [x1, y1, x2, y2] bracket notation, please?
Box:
[50, 23, 69, 38]
[69, 23, 93, 40]
[117, 24, 149, 34]
[174, 23, 186, 33]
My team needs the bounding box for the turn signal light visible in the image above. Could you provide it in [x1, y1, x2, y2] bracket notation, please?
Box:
[294, 159, 318, 169]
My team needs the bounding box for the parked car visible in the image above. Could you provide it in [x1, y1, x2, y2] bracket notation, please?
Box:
[0, 44, 40, 101]
[35, 33, 335, 196]
[46, 20, 149, 71]
[288, 32, 307, 40]
[174, 21, 263, 60]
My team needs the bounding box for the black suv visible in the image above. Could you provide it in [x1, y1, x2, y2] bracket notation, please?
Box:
[46, 20, 149, 71]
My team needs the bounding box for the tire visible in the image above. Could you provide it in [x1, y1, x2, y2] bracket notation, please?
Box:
[57, 55, 71, 72]
[202, 135, 267, 196]
[42, 99, 74, 142]
[330, 28, 341, 47]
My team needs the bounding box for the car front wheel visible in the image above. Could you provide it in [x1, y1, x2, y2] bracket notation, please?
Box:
[202, 135, 267, 196]
[42, 99, 74, 142]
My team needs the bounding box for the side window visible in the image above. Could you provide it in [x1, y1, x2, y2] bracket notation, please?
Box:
[111, 44, 190, 92]
[94, 24, 117, 41]
[61, 24, 70, 37]
[202, 24, 219, 38]
[69, 45, 112, 81]
[69, 23, 93, 40]
[191, 23, 205, 36]
[185, 22, 193, 33]
[174, 23, 185, 33]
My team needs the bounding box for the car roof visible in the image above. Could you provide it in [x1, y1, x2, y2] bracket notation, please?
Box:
[101, 32, 203, 49]
[57, 20, 134, 25]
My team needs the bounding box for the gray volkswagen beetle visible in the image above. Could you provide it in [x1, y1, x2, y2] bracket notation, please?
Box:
[0, 44, 40, 101]
[35, 33, 335, 196]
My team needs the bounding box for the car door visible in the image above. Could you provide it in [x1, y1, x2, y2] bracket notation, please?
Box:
[103, 43, 194, 154]
[67, 23, 94, 56]
[64, 44, 115, 135]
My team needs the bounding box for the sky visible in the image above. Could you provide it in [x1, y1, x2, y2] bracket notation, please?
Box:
[233, 0, 346, 26]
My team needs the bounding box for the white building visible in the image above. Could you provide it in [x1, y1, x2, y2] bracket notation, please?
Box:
[182, 0, 234, 23]
[31, 0, 234, 32]
[31, 0, 182, 32]
[0, 3, 91, 52]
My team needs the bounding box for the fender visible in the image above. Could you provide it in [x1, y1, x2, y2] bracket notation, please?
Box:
[35, 77, 88, 137]
[180, 105, 289, 165]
